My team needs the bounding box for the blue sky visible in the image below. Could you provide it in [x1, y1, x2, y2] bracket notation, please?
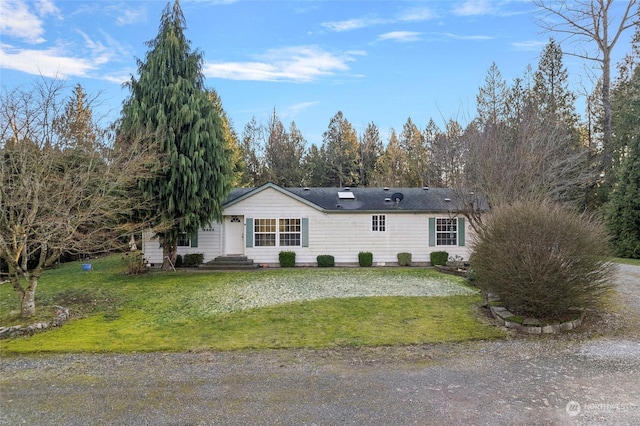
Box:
[0, 0, 636, 146]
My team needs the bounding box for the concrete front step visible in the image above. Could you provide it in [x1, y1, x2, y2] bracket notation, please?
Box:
[200, 256, 258, 270]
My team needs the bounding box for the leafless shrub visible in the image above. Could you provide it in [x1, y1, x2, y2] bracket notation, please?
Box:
[470, 199, 615, 319]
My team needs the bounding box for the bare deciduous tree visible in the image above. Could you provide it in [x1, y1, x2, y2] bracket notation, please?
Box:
[0, 79, 158, 318]
[534, 0, 639, 178]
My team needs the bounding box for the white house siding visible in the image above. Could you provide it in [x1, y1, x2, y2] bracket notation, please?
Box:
[141, 227, 222, 266]
[223, 187, 472, 266]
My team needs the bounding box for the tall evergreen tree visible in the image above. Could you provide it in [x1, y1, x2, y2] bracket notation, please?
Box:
[423, 119, 444, 187]
[322, 111, 360, 187]
[607, 32, 640, 258]
[208, 89, 243, 187]
[53, 84, 100, 152]
[372, 129, 403, 187]
[264, 109, 306, 186]
[533, 38, 578, 127]
[398, 117, 427, 187]
[286, 121, 307, 185]
[359, 122, 382, 187]
[302, 144, 327, 186]
[119, 0, 233, 270]
[239, 116, 266, 187]
[476, 62, 508, 130]
[607, 132, 640, 258]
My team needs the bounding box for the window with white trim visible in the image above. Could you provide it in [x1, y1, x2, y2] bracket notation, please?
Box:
[372, 214, 386, 232]
[436, 218, 457, 246]
[254, 218, 276, 246]
[279, 218, 301, 246]
[177, 233, 190, 247]
[254, 218, 301, 247]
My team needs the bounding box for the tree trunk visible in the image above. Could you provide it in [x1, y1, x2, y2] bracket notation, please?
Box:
[602, 50, 613, 179]
[161, 241, 178, 271]
[20, 284, 37, 318]
[12, 274, 38, 319]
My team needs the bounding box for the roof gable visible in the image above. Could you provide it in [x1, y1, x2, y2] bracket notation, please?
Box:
[223, 182, 325, 211]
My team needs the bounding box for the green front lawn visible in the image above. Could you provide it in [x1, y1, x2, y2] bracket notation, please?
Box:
[0, 255, 505, 353]
[613, 257, 640, 266]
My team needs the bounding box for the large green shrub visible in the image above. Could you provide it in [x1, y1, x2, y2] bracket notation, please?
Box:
[358, 252, 373, 267]
[430, 251, 449, 266]
[174, 254, 183, 268]
[279, 251, 296, 267]
[471, 199, 614, 319]
[317, 255, 335, 267]
[397, 252, 412, 266]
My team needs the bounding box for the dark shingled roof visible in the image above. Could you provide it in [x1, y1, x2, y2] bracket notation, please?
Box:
[224, 183, 486, 213]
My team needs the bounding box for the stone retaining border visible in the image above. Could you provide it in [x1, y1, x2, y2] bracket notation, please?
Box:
[0, 306, 70, 339]
[488, 299, 585, 334]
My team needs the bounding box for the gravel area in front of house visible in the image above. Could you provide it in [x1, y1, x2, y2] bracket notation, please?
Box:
[1, 264, 639, 425]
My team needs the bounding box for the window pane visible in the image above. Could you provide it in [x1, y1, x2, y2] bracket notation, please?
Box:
[436, 218, 457, 246]
[280, 233, 301, 246]
[279, 218, 301, 246]
[372, 215, 386, 232]
[255, 219, 277, 246]
[279, 218, 300, 233]
[255, 233, 276, 246]
[177, 233, 190, 247]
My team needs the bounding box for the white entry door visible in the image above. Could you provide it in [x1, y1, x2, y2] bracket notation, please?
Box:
[225, 216, 245, 255]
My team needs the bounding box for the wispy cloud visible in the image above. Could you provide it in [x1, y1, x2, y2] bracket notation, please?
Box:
[282, 101, 320, 119]
[440, 32, 494, 41]
[453, 0, 531, 18]
[322, 17, 384, 32]
[203, 46, 358, 82]
[37, 0, 60, 17]
[0, 26, 133, 82]
[0, 43, 97, 78]
[378, 31, 422, 43]
[114, 4, 148, 26]
[453, 0, 496, 16]
[322, 6, 434, 32]
[75, 30, 132, 66]
[0, 0, 59, 44]
[512, 40, 547, 51]
[397, 7, 435, 22]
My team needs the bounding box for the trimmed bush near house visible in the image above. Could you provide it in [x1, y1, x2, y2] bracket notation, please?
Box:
[317, 255, 335, 267]
[183, 253, 204, 267]
[279, 251, 296, 267]
[174, 254, 183, 268]
[121, 251, 147, 275]
[358, 252, 373, 267]
[430, 251, 449, 266]
[397, 252, 412, 266]
[471, 199, 615, 319]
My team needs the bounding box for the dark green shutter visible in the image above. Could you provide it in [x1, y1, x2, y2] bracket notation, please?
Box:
[190, 231, 198, 248]
[458, 217, 465, 246]
[246, 218, 254, 248]
[428, 217, 436, 247]
[302, 218, 309, 247]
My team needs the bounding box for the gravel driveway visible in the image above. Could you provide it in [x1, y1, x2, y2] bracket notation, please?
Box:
[1, 264, 639, 425]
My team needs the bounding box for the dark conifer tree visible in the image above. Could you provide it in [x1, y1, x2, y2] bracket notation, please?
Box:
[119, 0, 233, 269]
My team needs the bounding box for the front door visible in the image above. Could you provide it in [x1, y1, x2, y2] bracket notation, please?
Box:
[225, 215, 244, 255]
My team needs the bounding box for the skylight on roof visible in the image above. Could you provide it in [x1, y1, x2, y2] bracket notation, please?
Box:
[338, 191, 355, 199]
